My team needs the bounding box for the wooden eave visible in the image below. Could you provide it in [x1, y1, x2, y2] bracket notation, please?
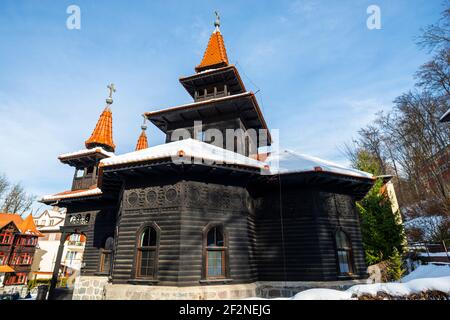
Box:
[59, 152, 109, 168]
[144, 92, 272, 144]
[179, 65, 247, 98]
[251, 171, 375, 200]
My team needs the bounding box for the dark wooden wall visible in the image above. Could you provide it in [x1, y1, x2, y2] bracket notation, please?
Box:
[253, 187, 368, 281]
[62, 206, 116, 276]
[67, 175, 369, 285]
[112, 178, 256, 286]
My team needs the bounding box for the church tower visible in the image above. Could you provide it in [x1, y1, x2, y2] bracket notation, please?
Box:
[135, 119, 149, 151]
[145, 12, 271, 156]
[58, 84, 116, 192]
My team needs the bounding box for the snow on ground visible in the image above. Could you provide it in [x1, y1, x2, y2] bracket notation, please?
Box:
[246, 264, 450, 300]
[402, 264, 450, 282]
[418, 252, 450, 258]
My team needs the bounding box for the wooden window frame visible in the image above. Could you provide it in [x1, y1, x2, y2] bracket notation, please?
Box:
[133, 223, 160, 280]
[0, 252, 7, 265]
[202, 223, 228, 280]
[98, 236, 114, 274]
[5, 273, 27, 285]
[335, 229, 354, 276]
[0, 232, 14, 245]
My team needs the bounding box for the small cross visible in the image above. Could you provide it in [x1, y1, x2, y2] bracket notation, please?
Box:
[107, 83, 116, 99]
[214, 11, 220, 28]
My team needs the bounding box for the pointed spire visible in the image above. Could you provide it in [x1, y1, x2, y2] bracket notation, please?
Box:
[135, 117, 149, 151]
[195, 11, 229, 73]
[85, 84, 116, 152]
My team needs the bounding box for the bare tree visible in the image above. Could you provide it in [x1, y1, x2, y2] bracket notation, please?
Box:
[0, 175, 8, 197]
[0, 174, 35, 216]
[416, 1, 450, 52]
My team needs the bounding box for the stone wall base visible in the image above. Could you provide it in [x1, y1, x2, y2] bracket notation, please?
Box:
[255, 280, 369, 298]
[102, 279, 369, 300]
[70, 277, 370, 300]
[104, 283, 258, 300]
[72, 276, 109, 300]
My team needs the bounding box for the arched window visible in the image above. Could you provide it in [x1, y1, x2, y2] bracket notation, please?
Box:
[136, 226, 158, 278]
[336, 230, 353, 275]
[99, 236, 114, 274]
[204, 225, 226, 279]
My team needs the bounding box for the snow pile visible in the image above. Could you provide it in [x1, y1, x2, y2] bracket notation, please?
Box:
[247, 264, 450, 300]
[100, 138, 266, 169]
[402, 264, 450, 282]
[292, 288, 352, 300]
[265, 149, 373, 179]
[345, 277, 450, 298]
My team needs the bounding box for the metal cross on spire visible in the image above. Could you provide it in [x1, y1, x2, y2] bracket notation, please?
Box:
[106, 83, 116, 105]
[214, 11, 220, 29]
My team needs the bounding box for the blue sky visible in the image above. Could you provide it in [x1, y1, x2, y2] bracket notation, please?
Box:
[0, 0, 444, 212]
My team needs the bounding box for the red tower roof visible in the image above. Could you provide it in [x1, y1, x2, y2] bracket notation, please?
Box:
[85, 106, 116, 152]
[135, 126, 149, 151]
[195, 28, 229, 73]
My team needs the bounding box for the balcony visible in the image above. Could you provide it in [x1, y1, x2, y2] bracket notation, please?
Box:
[72, 175, 96, 191]
[195, 88, 230, 102]
[66, 241, 85, 247]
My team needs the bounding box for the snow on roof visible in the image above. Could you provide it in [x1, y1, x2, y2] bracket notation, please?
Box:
[265, 149, 373, 179]
[100, 138, 267, 169]
[58, 147, 114, 160]
[41, 187, 103, 202]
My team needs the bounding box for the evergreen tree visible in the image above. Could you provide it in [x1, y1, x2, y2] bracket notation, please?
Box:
[357, 179, 405, 265]
[387, 247, 405, 281]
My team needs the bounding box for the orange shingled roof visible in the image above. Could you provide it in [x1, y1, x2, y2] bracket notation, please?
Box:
[85, 106, 115, 152]
[0, 213, 43, 237]
[0, 213, 23, 230]
[135, 129, 149, 151]
[195, 29, 229, 73]
[20, 214, 44, 237]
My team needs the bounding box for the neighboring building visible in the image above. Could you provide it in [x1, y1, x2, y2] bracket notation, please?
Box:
[379, 176, 402, 221]
[41, 16, 376, 300]
[419, 146, 450, 198]
[32, 207, 86, 281]
[0, 213, 43, 293]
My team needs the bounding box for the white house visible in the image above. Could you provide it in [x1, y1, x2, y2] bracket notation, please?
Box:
[31, 207, 86, 280]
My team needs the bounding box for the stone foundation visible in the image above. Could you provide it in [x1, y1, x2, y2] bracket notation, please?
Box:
[104, 283, 258, 300]
[255, 280, 369, 298]
[72, 276, 109, 300]
[70, 277, 369, 300]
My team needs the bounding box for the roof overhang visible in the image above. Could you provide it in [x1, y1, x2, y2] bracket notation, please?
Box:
[179, 65, 246, 98]
[39, 187, 106, 205]
[58, 148, 114, 167]
[251, 171, 375, 200]
[100, 158, 263, 193]
[144, 92, 272, 145]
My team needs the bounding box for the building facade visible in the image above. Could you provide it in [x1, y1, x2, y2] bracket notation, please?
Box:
[31, 207, 86, 282]
[42, 16, 375, 300]
[0, 213, 43, 293]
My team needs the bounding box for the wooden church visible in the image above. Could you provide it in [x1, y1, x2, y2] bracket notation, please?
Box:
[41, 15, 375, 300]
